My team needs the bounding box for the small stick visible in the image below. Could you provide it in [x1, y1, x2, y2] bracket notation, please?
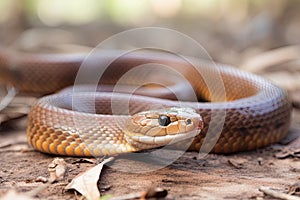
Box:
[259, 186, 300, 200]
[0, 85, 17, 112]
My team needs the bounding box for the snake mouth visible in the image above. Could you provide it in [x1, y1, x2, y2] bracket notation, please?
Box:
[129, 129, 200, 146]
[124, 129, 201, 150]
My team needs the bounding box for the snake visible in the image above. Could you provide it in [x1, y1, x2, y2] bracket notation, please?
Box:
[0, 48, 292, 156]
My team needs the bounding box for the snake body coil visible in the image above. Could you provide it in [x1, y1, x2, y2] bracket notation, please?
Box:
[0, 49, 291, 156]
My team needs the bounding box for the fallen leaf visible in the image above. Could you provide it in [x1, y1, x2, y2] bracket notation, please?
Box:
[65, 157, 114, 200]
[275, 148, 300, 159]
[289, 182, 300, 195]
[35, 176, 48, 183]
[227, 158, 247, 169]
[48, 158, 67, 183]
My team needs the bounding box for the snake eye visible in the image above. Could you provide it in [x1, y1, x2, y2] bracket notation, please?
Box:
[158, 115, 171, 126]
[186, 119, 192, 125]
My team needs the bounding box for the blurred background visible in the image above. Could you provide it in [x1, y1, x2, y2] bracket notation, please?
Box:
[0, 0, 300, 124]
[0, 0, 299, 64]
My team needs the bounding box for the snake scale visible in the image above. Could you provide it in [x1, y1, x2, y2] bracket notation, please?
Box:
[0, 48, 291, 156]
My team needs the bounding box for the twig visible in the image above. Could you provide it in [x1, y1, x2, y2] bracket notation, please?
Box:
[259, 186, 300, 200]
[241, 45, 300, 72]
[0, 85, 17, 112]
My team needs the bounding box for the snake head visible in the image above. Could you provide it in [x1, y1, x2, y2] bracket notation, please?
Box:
[124, 107, 203, 150]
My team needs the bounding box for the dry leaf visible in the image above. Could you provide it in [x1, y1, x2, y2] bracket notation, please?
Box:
[48, 158, 67, 183]
[35, 176, 48, 183]
[275, 148, 300, 159]
[65, 157, 114, 200]
[288, 182, 300, 195]
[227, 158, 248, 169]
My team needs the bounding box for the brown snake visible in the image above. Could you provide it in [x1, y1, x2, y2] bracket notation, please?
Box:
[0, 48, 292, 156]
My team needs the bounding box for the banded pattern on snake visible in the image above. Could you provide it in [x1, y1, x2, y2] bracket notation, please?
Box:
[0, 48, 291, 156]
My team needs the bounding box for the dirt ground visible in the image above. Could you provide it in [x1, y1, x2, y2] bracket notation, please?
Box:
[0, 2, 299, 198]
[0, 107, 299, 199]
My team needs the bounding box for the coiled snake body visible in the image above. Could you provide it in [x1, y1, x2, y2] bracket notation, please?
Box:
[0, 49, 291, 156]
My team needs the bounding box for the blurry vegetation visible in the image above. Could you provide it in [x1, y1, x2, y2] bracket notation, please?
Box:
[0, 0, 299, 64]
[0, 0, 297, 25]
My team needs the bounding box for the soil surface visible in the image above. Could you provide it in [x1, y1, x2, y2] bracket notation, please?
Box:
[0, 1, 300, 199]
[0, 109, 299, 199]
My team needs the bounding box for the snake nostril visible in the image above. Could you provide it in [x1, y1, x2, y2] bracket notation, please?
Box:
[198, 121, 204, 129]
